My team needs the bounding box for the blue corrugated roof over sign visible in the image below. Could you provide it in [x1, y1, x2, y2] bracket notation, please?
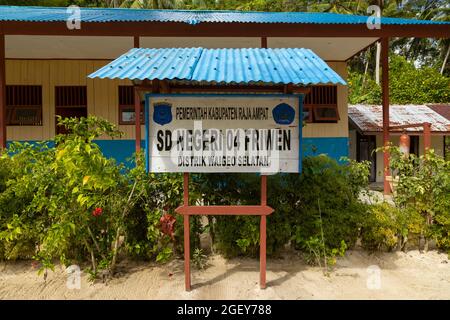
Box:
[88, 47, 346, 86]
[0, 6, 448, 25]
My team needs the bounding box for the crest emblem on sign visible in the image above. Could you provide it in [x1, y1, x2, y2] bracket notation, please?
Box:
[153, 102, 173, 126]
[272, 103, 295, 125]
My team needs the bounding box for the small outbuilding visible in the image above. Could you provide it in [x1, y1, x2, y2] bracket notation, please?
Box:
[349, 104, 450, 182]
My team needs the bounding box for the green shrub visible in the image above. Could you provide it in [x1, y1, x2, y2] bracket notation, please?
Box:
[377, 146, 450, 253]
[3, 115, 448, 274]
[0, 155, 11, 193]
[0, 117, 184, 279]
[302, 237, 347, 268]
[0, 142, 54, 260]
[354, 146, 450, 254]
[360, 202, 401, 251]
[292, 156, 369, 259]
[200, 155, 370, 263]
[194, 173, 263, 257]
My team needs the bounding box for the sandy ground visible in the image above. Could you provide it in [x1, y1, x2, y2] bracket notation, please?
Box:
[0, 250, 449, 300]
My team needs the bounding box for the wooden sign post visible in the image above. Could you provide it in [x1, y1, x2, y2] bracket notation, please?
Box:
[176, 173, 273, 291]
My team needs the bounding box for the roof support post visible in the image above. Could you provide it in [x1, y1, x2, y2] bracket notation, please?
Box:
[381, 37, 390, 195]
[183, 173, 191, 291]
[261, 37, 267, 48]
[260, 174, 267, 289]
[0, 34, 6, 150]
[134, 86, 141, 154]
[423, 122, 431, 153]
[259, 35, 268, 289]
[133, 36, 141, 155]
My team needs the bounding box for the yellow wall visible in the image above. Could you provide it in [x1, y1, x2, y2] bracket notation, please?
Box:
[6, 59, 348, 141]
[6, 59, 140, 141]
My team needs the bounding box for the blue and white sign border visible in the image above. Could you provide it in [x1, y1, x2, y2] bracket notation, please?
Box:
[144, 93, 304, 173]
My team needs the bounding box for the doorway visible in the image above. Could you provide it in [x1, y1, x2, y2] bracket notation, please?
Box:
[409, 135, 420, 156]
[356, 133, 376, 182]
[55, 86, 87, 135]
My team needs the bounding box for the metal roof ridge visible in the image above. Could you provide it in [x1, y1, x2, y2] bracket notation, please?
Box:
[187, 47, 204, 81]
[1, 5, 449, 25]
[0, 5, 366, 14]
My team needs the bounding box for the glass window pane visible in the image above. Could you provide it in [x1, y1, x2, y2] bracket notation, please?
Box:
[315, 107, 338, 119]
[122, 110, 136, 123]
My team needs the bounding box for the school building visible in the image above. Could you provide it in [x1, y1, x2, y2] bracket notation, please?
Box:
[0, 6, 449, 193]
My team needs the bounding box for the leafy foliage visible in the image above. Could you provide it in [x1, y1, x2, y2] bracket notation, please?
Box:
[0, 116, 191, 279]
[388, 147, 450, 252]
[291, 156, 369, 261]
[198, 155, 370, 266]
[2, 118, 450, 274]
[389, 55, 450, 104]
[360, 146, 450, 254]
[349, 55, 450, 104]
[348, 71, 382, 104]
[192, 248, 208, 269]
[360, 202, 421, 252]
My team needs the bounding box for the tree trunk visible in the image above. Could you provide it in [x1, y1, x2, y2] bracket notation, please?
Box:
[375, 41, 381, 85]
[373, 0, 384, 85]
[362, 49, 370, 88]
[440, 45, 450, 75]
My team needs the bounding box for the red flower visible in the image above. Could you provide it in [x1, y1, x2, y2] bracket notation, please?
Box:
[160, 213, 176, 239]
[92, 207, 103, 217]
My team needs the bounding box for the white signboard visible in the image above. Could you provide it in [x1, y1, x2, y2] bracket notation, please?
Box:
[146, 95, 301, 173]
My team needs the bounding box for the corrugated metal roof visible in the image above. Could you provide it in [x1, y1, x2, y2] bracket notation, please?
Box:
[0, 6, 449, 25]
[349, 104, 450, 133]
[88, 47, 346, 85]
[90, 48, 202, 81]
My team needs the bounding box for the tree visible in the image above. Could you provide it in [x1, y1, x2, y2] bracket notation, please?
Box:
[349, 54, 450, 104]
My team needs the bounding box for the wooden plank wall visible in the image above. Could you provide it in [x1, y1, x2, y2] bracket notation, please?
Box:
[5, 59, 348, 141]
